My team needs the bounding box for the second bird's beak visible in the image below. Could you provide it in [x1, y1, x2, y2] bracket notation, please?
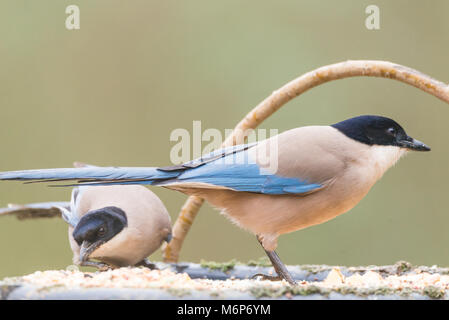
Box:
[79, 240, 103, 262]
[398, 137, 431, 152]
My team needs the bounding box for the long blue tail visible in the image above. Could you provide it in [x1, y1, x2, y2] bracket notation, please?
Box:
[0, 167, 181, 185]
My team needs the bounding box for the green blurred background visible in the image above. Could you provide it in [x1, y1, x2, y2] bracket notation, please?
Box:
[0, 1, 448, 278]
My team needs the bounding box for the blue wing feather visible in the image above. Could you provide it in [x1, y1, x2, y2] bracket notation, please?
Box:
[159, 149, 321, 195]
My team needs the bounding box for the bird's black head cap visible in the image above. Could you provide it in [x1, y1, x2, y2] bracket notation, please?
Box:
[331, 115, 430, 151]
[73, 206, 128, 247]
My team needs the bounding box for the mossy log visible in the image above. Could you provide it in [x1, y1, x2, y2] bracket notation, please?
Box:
[1, 261, 448, 300]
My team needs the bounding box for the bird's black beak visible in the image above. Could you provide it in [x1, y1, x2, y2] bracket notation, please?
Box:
[79, 240, 104, 262]
[398, 136, 431, 152]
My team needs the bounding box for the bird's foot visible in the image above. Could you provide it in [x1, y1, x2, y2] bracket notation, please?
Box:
[251, 272, 297, 285]
[136, 258, 159, 270]
[272, 268, 297, 286]
[80, 260, 112, 271]
[251, 273, 283, 282]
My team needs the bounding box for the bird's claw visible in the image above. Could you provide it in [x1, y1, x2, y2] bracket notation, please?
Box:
[80, 260, 112, 271]
[252, 271, 297, 286]
[97, 264, 112, 272]
[136, 258, 159, 270]
[251, 273, 283, 282]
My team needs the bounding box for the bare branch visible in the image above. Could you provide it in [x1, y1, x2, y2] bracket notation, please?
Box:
[162, 60, 449, 263]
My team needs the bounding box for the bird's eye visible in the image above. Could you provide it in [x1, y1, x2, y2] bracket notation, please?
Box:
[387, 127, 396, 136]
[97, 227, 106, 237]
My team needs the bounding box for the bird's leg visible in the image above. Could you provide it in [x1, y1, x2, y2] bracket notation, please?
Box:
[252, 236, 297, 286]
[79, 260, 111, 271]
[135, 258, 159, 270]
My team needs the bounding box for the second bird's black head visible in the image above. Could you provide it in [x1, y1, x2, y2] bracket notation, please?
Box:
[73, 206, 128, 262]
[331, 115, 430, 151]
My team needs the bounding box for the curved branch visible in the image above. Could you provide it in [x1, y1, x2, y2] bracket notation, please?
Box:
[162, 60, 449, 263]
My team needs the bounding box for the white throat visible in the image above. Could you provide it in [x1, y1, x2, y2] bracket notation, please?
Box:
[368, 145, 408, 178]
